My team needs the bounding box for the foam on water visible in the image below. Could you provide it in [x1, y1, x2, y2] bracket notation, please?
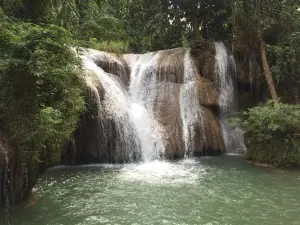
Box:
[119, 159, 202, 184]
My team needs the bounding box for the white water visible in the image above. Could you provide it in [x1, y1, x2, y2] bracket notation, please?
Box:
[180, 50, 206, 155]
[129, 52, 165, 161]
[214, 42, 246, 154]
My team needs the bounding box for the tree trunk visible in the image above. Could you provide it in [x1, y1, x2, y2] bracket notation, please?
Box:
[259, 34, 279, 102]
[191, 15, 201, 40]
[256, 0, 279, 102]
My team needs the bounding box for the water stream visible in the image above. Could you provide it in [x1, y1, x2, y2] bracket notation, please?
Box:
[180, 50, 206, 155]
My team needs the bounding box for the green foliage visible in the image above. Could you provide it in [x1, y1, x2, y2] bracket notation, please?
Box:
[0, 18, 85, 166]
[231, 101, 300, 167]
[75, 0, 126, 43]
[0, 0, 130, 54]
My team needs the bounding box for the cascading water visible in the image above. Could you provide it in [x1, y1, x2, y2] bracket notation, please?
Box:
[180, 50, 206, 155]
[214, 42, 246, 154]
[128, 52, 165, 161]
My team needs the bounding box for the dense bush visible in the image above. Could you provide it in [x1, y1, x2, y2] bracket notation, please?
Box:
[231, 101, 300, 167]
[0, 14, 85, 166]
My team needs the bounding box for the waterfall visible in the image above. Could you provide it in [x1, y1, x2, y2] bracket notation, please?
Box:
[214, 42, 246, 154]
[180, 50, 206, 155]
[77, 46, 231, 162]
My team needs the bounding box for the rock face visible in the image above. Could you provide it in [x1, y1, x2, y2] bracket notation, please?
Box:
[197, 77, 219, 106]
[0, 133, 34, 208]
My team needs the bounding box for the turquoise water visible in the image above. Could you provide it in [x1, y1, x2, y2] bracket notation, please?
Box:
[3, 156, 300, 225]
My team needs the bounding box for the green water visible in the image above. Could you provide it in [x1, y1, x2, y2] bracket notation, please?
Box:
[3, 156, 300, 225]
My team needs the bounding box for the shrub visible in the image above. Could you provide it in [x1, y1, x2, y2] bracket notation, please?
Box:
[231, 101, 300, 167]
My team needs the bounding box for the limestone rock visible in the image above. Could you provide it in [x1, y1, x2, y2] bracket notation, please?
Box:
[197, 77, 219, 106]
[156, 48, 185, 84]
[191, 40, 216, 80]
[192, 107, 225, 156]
[152, 83, 184, 159]
[202, 107, 225, 153]
[86, 49, 130, 86]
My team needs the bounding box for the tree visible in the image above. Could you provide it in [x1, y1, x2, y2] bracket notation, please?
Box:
[165, 0, 231, 41]
[232, 0, 299, 102]
[256, 0, 279, 102]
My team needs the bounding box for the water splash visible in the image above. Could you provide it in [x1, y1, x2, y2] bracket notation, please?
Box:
[180, 50, 206, 155]
[214, 42, 246, 154]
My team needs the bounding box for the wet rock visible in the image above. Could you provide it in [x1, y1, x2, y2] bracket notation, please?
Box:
[70, 46, 226, 162]
[193, 107, 225, 156]
[156, 48, 185, 84]
[152, 83, 184, 159]
[0, 133, 32, 208]
[190, 40, 216, 80]
[87, 49, 131, 86]
[197, 77, 219, 106]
